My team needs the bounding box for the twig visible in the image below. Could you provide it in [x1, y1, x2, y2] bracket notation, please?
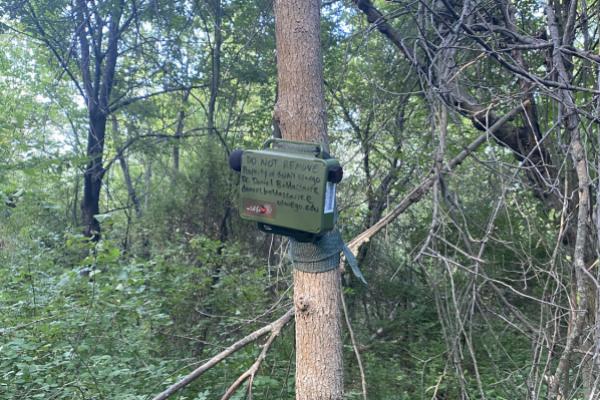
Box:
[0, 315, 59, 335]
[341, 288, 367, 400]
[151, 308, 294, 400]
[220, 309, 292, 400]
[346, 100, 528, 256]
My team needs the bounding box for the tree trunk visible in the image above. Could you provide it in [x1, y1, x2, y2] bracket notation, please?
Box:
[273, 1, 344, 399]
[545, 4, 595, 398]
[173, 89, 191, 174]
[81, 111, 107, 240]
[208, 0, 222, 138]
[75, 0, 122, 240]
[144, 155, 152, 211]
[111, 115, 141, 217]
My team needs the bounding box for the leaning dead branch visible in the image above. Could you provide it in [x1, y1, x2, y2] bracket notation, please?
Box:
[151, 308, 294, 400]
[221, 309, 291, 400]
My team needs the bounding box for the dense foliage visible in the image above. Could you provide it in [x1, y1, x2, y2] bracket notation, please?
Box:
[1, 0, 599, 399]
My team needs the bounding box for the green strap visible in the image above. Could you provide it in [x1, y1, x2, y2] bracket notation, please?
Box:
[273, 139, 366, 284]
[288, 229, 367, 285]
[342, 243, 367, 285]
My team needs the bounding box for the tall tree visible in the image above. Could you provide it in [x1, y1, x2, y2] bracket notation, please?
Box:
[4, 0, 191, 239]
[273, 0, 343, 398]
[2, 0, 135, 238]
[75, 0, 124, 239]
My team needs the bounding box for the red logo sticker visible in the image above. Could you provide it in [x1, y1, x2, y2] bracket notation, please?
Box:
[243, 200, 275, 218]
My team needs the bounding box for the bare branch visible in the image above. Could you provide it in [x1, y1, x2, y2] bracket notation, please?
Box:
[220, 309, 291, 400]
[102, 131, 209, 175]
[347, 100, 528, 256]
[151, 308, 294, 400]
[340, 287, 367, 400]
[108, 85, 208, 113]
[24, 1, 87, 100]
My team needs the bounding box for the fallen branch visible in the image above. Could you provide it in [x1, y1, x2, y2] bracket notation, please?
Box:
[221, 309, 291, 400]
[151, 308, 294, 400]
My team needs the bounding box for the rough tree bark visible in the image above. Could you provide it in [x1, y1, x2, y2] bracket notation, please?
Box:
[273, 0, 344, 398]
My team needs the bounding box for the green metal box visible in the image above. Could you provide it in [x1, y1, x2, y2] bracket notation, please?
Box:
[238, 141, 338, 236]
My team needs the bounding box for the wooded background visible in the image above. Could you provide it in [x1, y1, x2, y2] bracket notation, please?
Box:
[1, 0, 599, 398]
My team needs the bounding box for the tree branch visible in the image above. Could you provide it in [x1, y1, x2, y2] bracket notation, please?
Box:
[436, 0, 599, 94]
[102, 132, 208, 175]
[24, 1, 87, 100]
[108, 85, 208, 113]
[151, 308, 294, 400]
[99, 1, 123, 112]
[76, 0, 95, 103]
[220, 309, 291, 400]
[346, 100, 528, 256]
[341, 287, 367, 400]
[353, 0, 558, 205]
